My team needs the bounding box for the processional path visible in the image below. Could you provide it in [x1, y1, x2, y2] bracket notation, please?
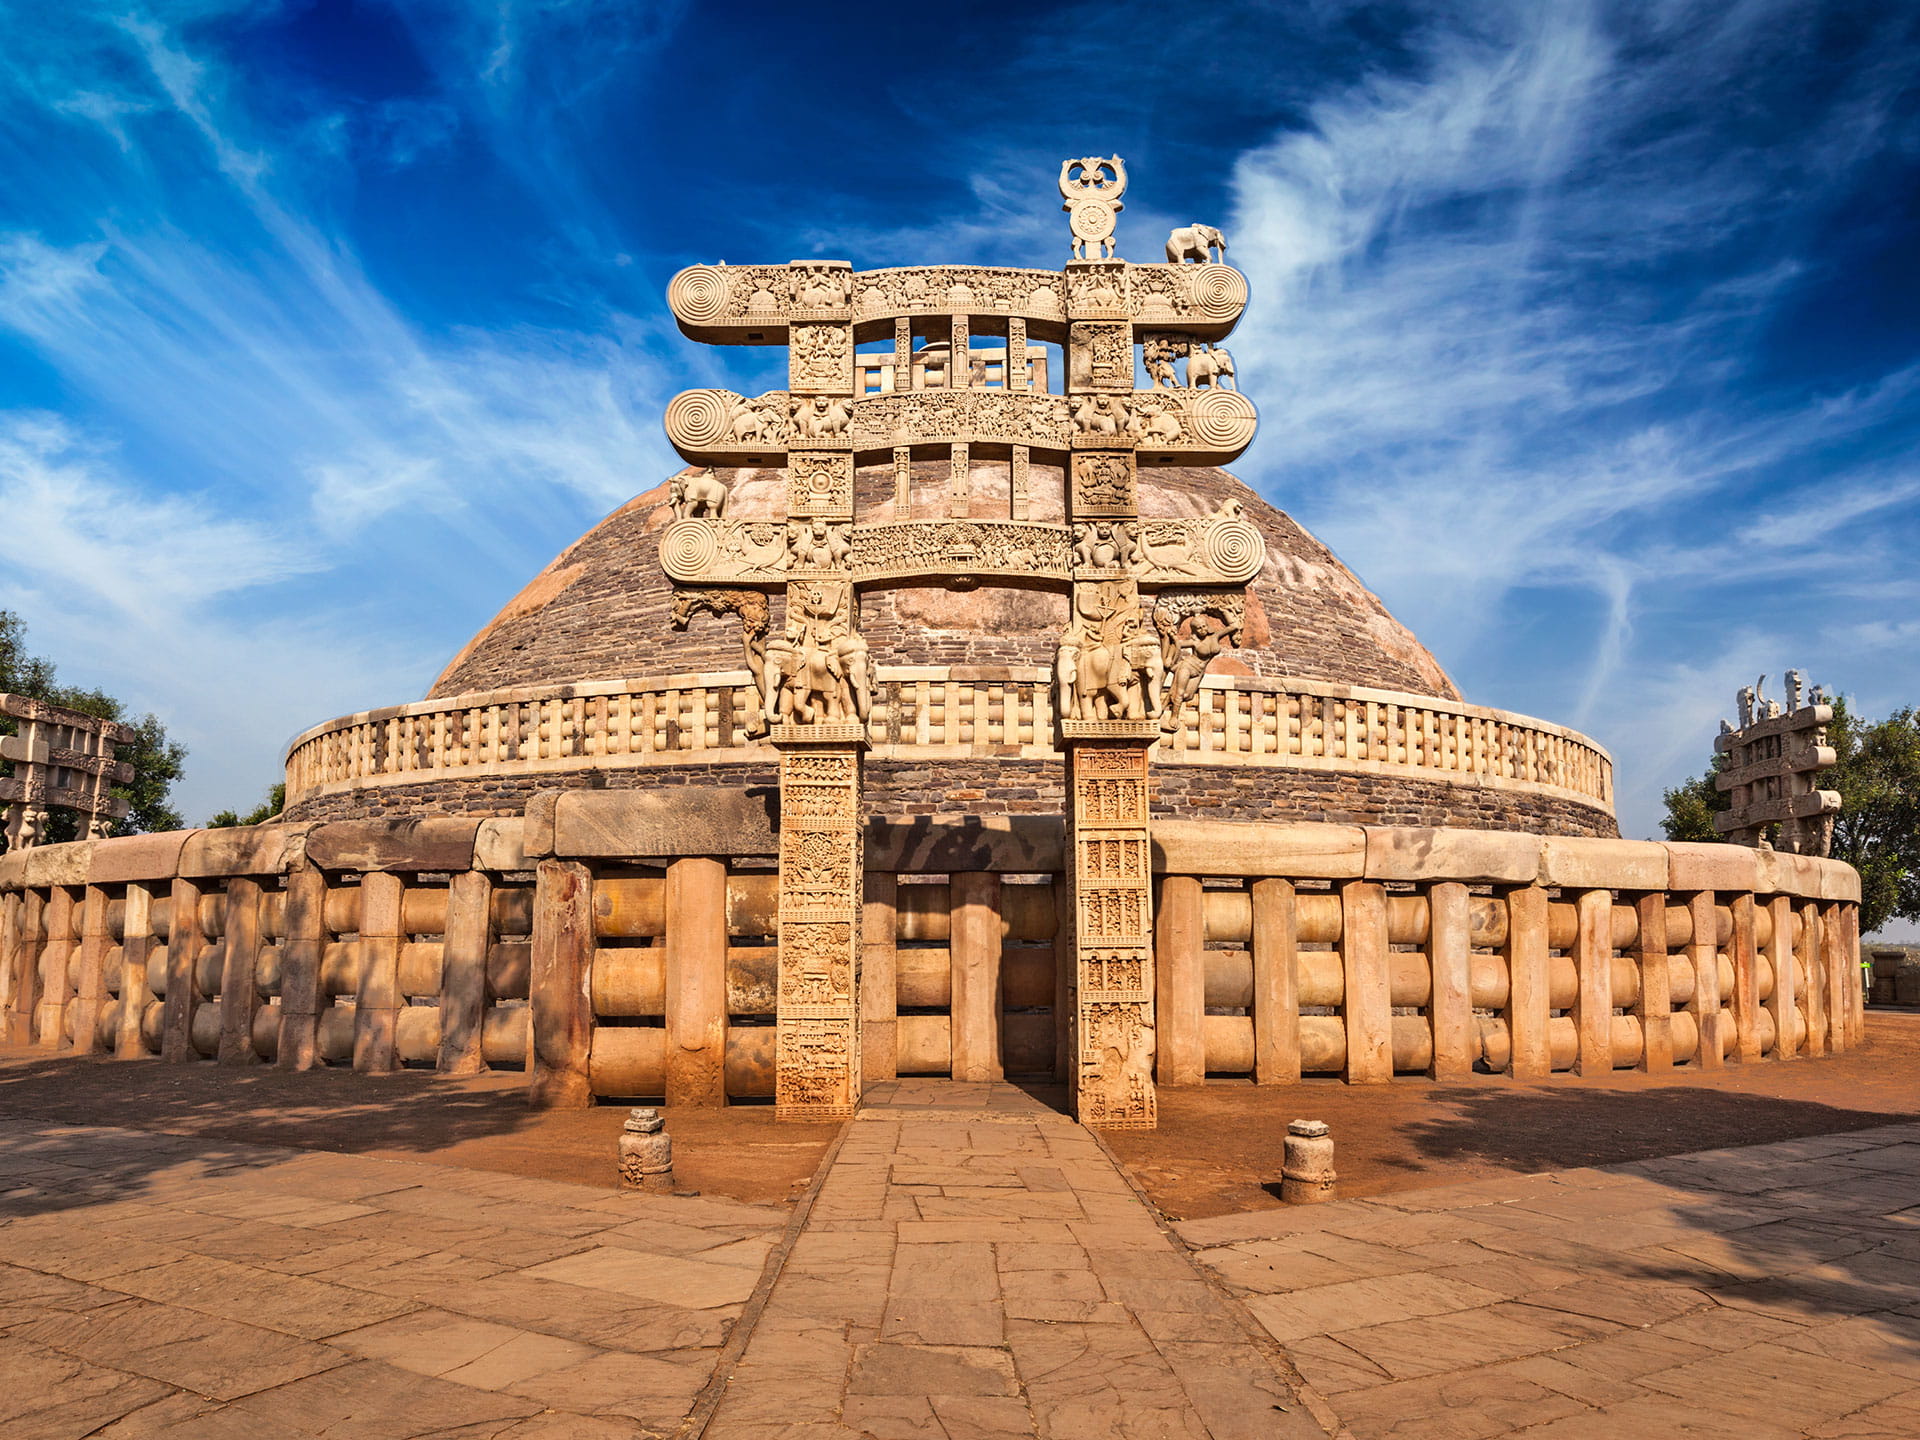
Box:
[698, 1079, 1331, 1439]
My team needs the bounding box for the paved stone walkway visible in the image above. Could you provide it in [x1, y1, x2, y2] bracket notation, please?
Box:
[700, 1080, 1327, 1439]
[11, 1090, 1920, 1439]
[1181, 1120, 1920, 1439]
[0, 1117, 788, 1438]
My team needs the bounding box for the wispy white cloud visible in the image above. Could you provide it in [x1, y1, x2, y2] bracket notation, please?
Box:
[1217, 0, 1920, 838]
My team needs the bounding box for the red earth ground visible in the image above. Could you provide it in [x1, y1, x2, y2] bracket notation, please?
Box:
[4, 1012, 1917, 1216]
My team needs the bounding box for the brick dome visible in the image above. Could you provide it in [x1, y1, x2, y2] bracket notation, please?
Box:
[429, 463, 1458, 701]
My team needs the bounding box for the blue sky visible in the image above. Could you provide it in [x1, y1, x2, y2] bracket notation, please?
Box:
[2, 1, 1918, 868]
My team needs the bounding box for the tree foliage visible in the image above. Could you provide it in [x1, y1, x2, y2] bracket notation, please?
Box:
[0, 611, 186, 846]
[207, 783, 284, 829]
[1662, 698, 1920, 935]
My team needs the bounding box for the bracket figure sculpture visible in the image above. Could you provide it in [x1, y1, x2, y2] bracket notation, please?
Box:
[1716, 672, 1841, 857]
[1055, 580, 1165, 724]
[669, 588, 770, 736]
[765, 581, 872, 728]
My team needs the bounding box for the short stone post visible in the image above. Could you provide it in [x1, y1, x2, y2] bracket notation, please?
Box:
[1635, 894, 1672, 1073]
[1798, 899, 1826, 1059]
[1281, 1119, 1337, 1204]
[618, 1107, 675, 1193]
[1819, 901, 1848, 1054]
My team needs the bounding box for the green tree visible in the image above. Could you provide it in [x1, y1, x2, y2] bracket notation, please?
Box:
[1662, 698, 1920, 935]
[0, 611, 186, 847]
[207, 783, 284, 829]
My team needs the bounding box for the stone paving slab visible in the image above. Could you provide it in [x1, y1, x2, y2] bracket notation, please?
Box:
[1180, 1118, 1920, 1439]
[0, 1114, 787, 1438]
[698, 1080, 1330, 1439]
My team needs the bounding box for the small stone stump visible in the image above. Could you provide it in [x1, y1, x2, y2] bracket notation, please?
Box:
[1281, 1118, 1336, 1204]
[619, 1107, 675, 1193]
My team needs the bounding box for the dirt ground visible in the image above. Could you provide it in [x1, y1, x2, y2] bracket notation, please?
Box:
[1104, 1011, 1920, 1219]
[0, 1047, 832, 1208]
[7, 1014, 1919, 1220]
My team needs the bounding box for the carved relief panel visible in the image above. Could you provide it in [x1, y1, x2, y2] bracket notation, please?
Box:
[1070, 322, 1135, 393]
[789, 322, 853, 395]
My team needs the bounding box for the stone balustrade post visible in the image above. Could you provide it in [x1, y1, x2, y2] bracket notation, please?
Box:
[161, 877, 201, 1063]
[665, 856, 728, 1105]
[1427, 881, 1472, 1081]
[438, 868, 493, 1077]
[1340, 880, 1391, 1084]
[276, 868, 326, 1070]
[115, 882, 155, 1059]
[1573, 888, 1613, 1076]
[530, 858, 594, 1108]
[1730, 893, 1760, 1062]
[353, 872, 403, 1073]
[1767, 894, 1796, 1060]
[1250, 877, 1300, 1084]
[218, 877, 264, 1066]
[861, 872, 898, 1087]
[1635, 893, 1672, 1073]
[1154, 875, 1205, 1086]
[1505, 885, 1551, 1080]
[950, 871, 1004, 1083]
[70, 883, 113, 1056]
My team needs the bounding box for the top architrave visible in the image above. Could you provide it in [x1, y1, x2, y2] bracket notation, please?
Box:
[667, 260, 1250, 345]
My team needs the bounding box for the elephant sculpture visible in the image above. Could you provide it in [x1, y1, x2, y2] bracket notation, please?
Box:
[764, 631, 872, 727]
[670, 469, 730, 519]
[1165, 223, 1227, 264]
[1185, 344, 1236, 391]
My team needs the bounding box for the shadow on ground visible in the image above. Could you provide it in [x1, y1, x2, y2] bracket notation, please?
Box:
[0, 1047, 833, 1215]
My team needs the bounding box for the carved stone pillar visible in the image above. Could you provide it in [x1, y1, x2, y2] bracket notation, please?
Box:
[1064, 722, 1157, 1129]
[772, 724, 867, 1120]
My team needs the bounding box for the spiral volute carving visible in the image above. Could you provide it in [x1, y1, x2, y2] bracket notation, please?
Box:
[1205, 519, 1266, 583]
[667, 265, 733, 325]
[660, 520, 720, 581]
[1188, 264, 1248, 321]
[1187, 389, 1257, 450]
[664, 390, 736, 450]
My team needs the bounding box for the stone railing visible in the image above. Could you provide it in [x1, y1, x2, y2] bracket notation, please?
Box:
[1, 801, 1858, 1107]
[283, 670, 1613, 813]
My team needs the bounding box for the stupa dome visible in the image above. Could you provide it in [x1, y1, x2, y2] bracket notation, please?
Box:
[431, 463, 1456, 701]
[283, 462, 1614, 837]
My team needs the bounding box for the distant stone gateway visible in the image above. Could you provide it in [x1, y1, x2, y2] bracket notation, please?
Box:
[0, 163, 1865, 1126]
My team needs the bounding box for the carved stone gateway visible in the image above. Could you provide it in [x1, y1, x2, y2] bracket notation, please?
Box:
[1716, 672, 1841, 857]
[661, 161, 1258, 1127]
[0, 694, 134, 851]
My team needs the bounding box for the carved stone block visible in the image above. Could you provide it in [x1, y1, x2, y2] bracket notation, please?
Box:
[787, 452, 853, 520]
[1070, 322, 1135, 393]
[1071, 452, 1137, 517]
